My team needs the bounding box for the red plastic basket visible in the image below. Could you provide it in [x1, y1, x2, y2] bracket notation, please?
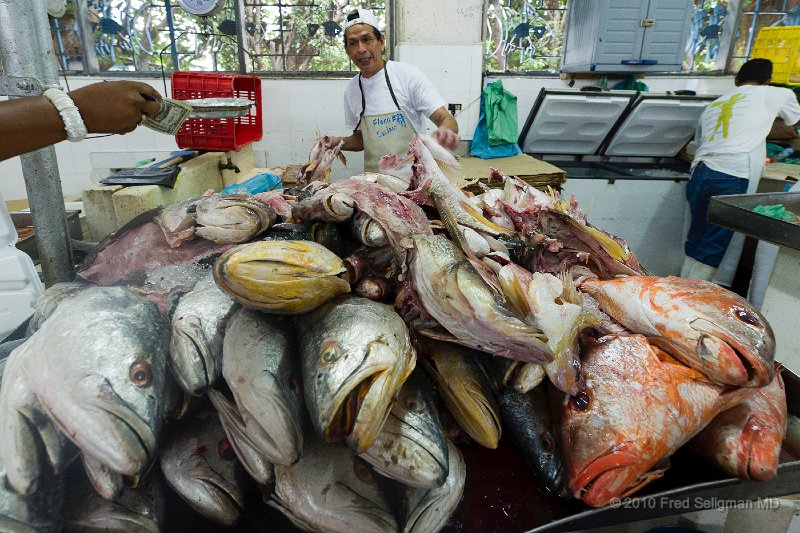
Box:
[171, 72, 262, 151]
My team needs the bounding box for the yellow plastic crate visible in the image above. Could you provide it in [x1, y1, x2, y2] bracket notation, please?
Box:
[751, 26, 800, 85]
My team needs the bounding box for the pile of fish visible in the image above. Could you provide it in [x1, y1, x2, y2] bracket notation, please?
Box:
[0, 134, 785, 531]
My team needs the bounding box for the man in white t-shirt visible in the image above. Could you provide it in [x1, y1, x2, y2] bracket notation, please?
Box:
[682, 58, 800, 281]
[324, 8, 459, 172]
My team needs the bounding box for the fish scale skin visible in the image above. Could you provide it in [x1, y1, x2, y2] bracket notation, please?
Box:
[580, 276, 774, 387]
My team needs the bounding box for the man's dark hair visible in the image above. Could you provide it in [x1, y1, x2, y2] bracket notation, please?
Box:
[343, 10, 382, 46]
[736, 58, 773, 85]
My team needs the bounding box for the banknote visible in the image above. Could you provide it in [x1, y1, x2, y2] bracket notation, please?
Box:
[142, 98, 193, 135]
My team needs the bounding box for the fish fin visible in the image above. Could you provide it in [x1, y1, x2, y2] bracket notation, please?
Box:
[460, 200, 513, 236]
[559, 272, 582, 305]
[566, 217, 630, 262]
[337, 151, 348, 166]
[433, 191, 480, 261]
[498, 267, 533, 320]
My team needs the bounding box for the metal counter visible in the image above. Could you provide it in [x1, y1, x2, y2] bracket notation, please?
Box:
[708, 192, 800, 251]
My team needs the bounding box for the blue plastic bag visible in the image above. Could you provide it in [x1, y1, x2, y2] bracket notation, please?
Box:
[219, 172, 282, 195]
[470, 93, 522, 159]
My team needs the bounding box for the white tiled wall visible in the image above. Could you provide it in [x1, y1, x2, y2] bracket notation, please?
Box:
[397, 44, 484, 141]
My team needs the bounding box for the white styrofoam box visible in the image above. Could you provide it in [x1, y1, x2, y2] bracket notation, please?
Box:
[0, 194, 43, 340]
[0, 193, 17, 248]
[0, 246, 43, 340]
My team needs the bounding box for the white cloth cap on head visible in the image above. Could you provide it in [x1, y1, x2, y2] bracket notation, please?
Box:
[343, 8, 382, 32]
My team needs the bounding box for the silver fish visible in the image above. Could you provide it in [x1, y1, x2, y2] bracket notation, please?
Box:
[160, 408, 246, 526]
[360, 370, 449, 488]
[295, 295, 416, 453]
[168, 273, 238, 396]
[5, 286, 168, 485]
[0, 359, 65, 533]
[208, 390, 274, 485]
[220, 308, 304, 466]
[195, 194, 276, 243]
[25, 281, 89, 336]
[268, 428, 397, 533]
[401, 440, 465, 533]
[63, 469, 164, 533]
[0, 341, 73, 495]
[409, 234, 553, 364]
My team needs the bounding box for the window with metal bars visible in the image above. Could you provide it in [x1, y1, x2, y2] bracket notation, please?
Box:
[49, 0, 389, 75]
[483, 0, 800, 75]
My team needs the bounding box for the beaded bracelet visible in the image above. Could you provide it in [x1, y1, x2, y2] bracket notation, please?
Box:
[42, 87, 88, 142]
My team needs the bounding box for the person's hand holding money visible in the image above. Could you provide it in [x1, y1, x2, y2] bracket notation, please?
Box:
[68, 80, 163, 134]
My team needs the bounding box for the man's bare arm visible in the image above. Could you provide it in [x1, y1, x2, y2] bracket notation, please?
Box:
[429, 106, 460, 150]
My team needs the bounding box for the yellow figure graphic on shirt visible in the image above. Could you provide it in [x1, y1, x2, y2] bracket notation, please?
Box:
[709, 93, 747, 141]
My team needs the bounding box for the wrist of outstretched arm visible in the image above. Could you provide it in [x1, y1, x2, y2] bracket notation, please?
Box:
[42, 88, 88, 142]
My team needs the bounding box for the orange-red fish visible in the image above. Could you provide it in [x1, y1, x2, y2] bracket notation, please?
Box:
[689, 367, 787, 481]
[556, 334, 753, 507]
[580, 276, 774, 387]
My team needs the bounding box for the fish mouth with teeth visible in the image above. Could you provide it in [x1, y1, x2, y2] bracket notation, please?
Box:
[570, 442, 659, 506]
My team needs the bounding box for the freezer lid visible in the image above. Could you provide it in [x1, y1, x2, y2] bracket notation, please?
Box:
[518, 89, 636, 155]
[600, 94, 717, 157]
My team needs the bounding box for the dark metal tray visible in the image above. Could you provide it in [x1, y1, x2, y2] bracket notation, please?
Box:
[708, 192, 800, 251]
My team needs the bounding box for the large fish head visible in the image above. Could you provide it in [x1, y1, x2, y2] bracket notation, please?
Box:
[500, 386, 568, 498]
[738, 370, 786, 481]
[214, 240, 350, 314]
[221, 310, 304, 466]
[361, 370, 449, 488]
[168, 313, 221, 396]
[299, 296, 416, 453]
[402, 440, 466, 533]
[168, 276, 234, 396]
[647, 277, 775, 387]
[26, 287, 169, 478]
[195, 194, 275, 243]
[160, 409, 245, 526]
[557, 335, 671, 507]
[270, 433, 397, 533]
[65, 470, 164, 533]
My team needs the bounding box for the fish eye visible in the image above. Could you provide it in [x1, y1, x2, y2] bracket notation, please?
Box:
[541, 434, 555, 453]
[353, 460, 374, 484]
[404, 395, 424, 413]
[568, 390, 590, 412]
[733, 307, 760, 326]
[320, 345, 341, 364]
[218, 439, 236, 461]
[129, 362, 153, 387]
